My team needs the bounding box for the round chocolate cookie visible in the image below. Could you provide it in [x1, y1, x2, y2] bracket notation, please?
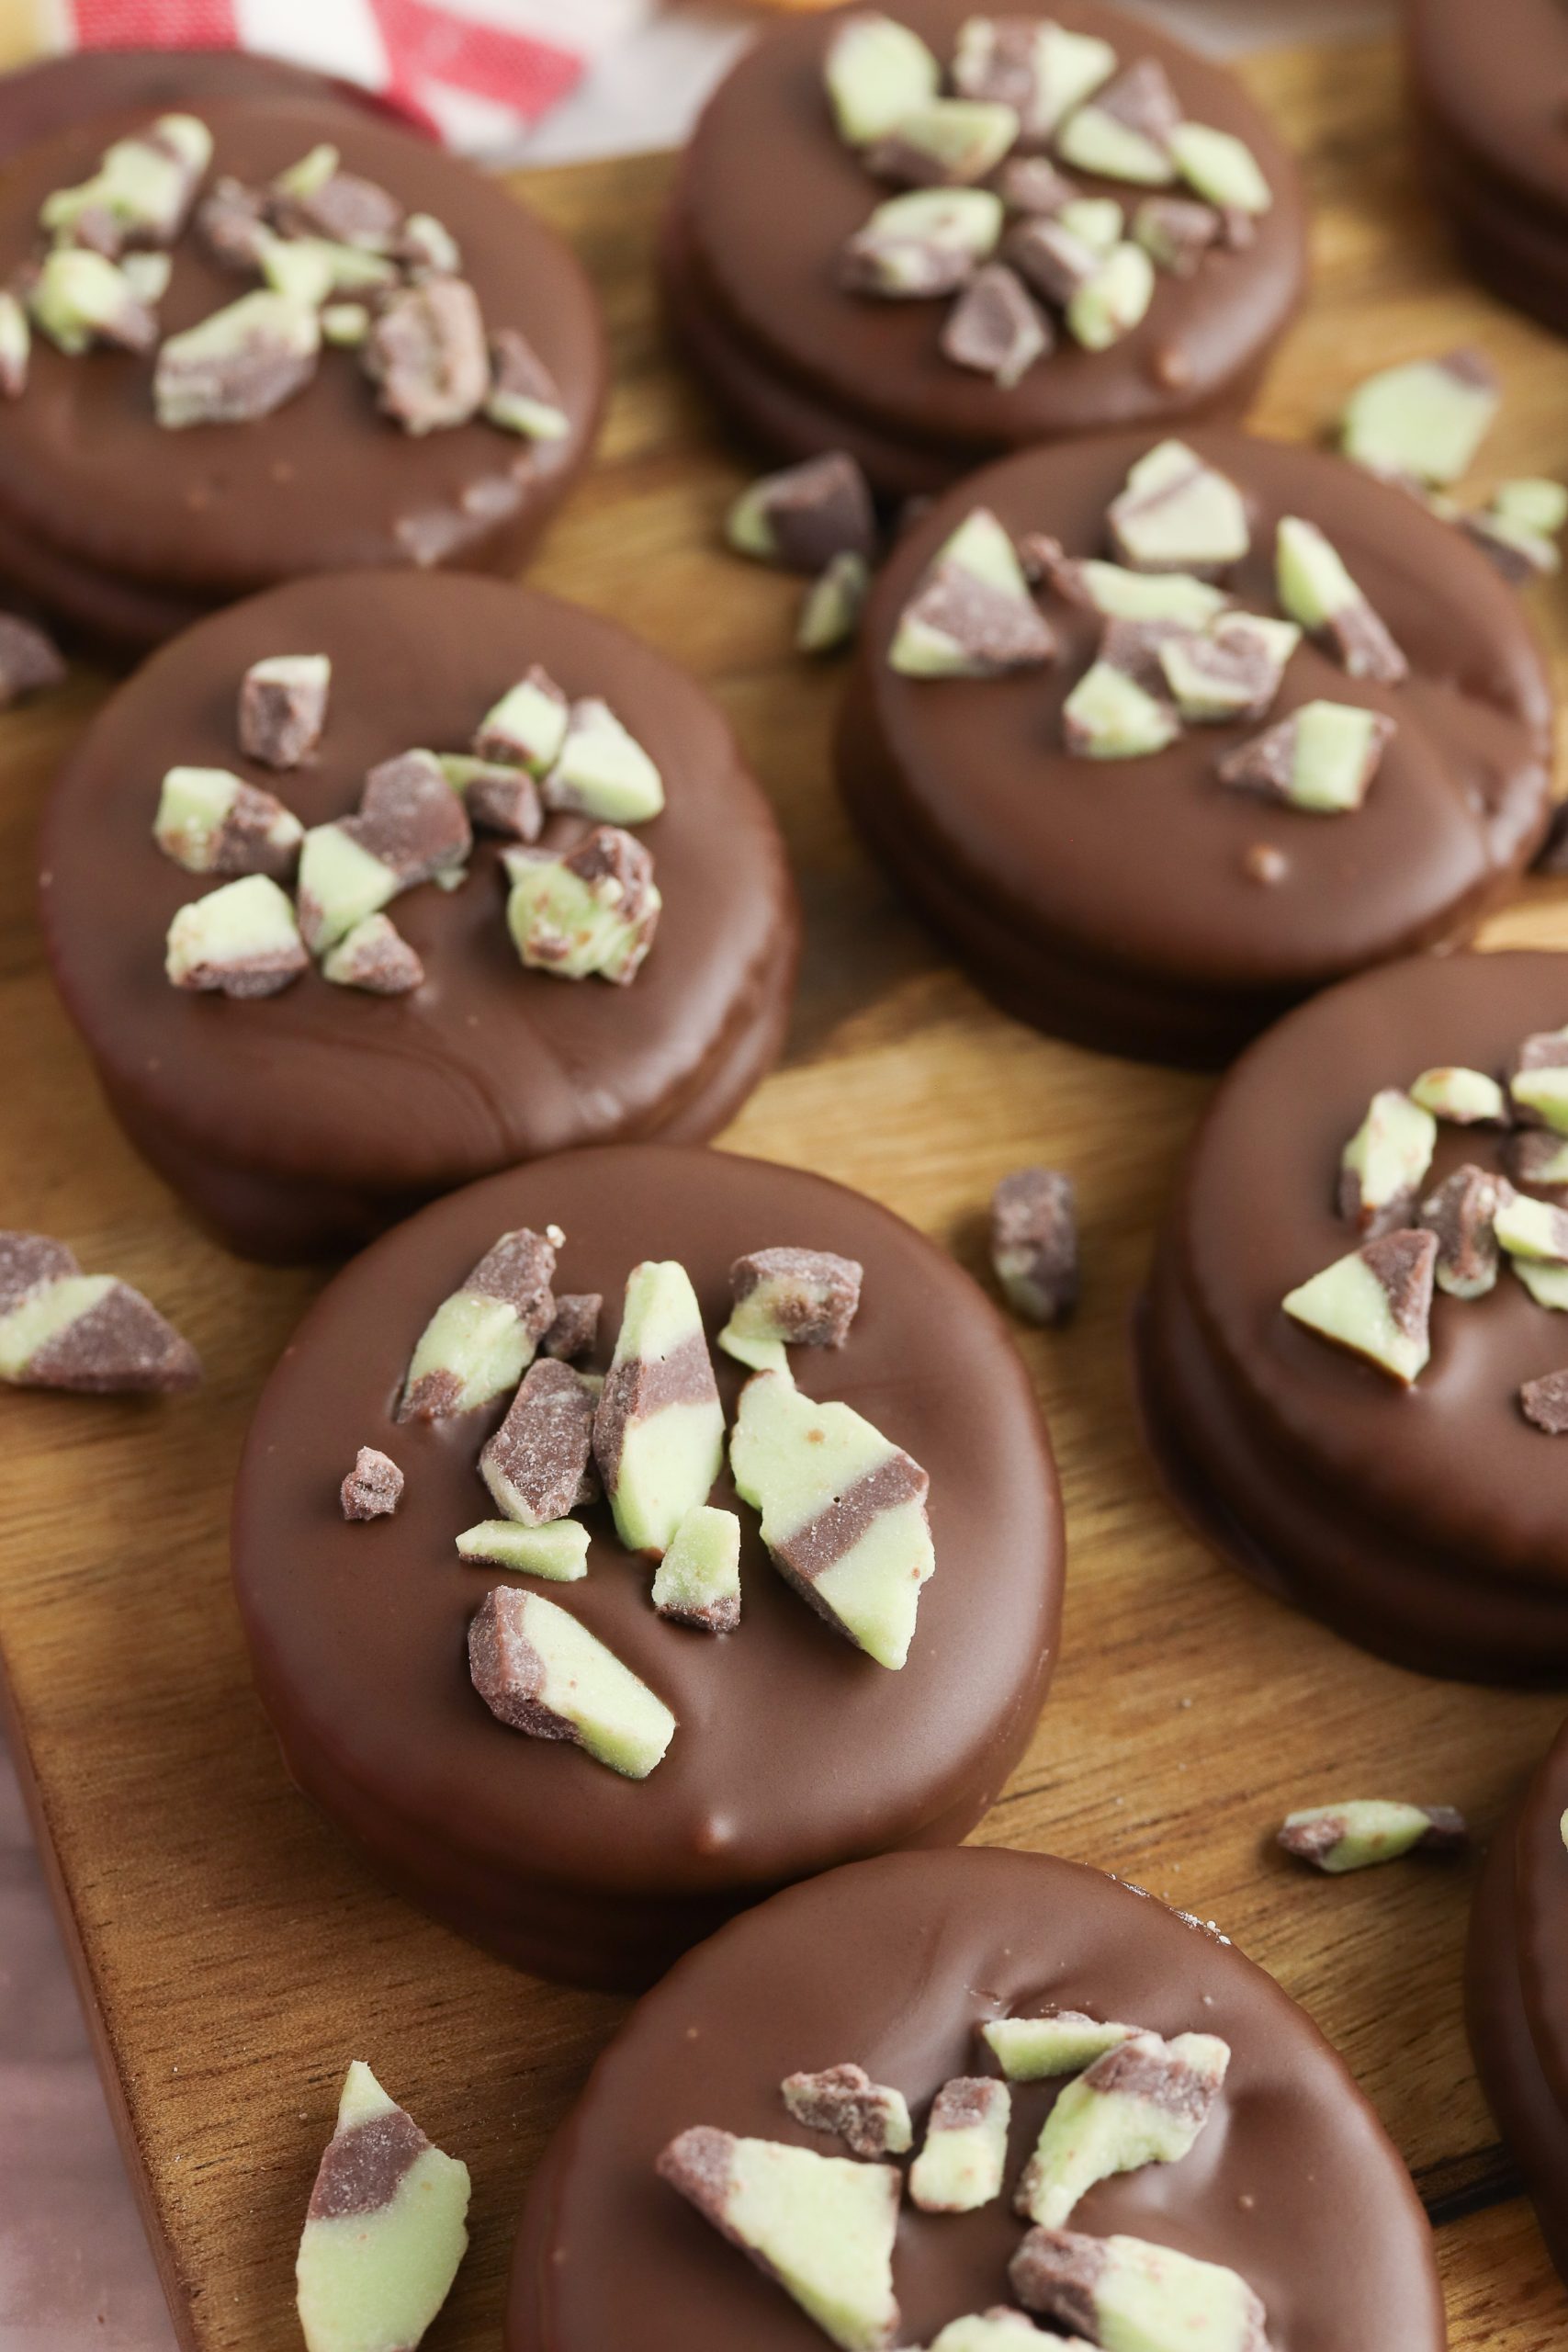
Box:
[1409, 0, 1568, 339]
[0, 93, 604, 645]
[663, 1, 1306, 498]
[507, 1847, 1445, 2352]
[1469, 1716, 1568, 2287]
[0, 48, 413, 163]
[1140, 949, 1568, 1683]
[839, 429, 1553, 1068]
[40, 571, 797, 1260]
[231, 1148, 1064, 1989]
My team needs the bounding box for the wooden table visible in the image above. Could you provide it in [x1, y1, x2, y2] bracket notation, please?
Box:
[2, 34, 1567, 2351]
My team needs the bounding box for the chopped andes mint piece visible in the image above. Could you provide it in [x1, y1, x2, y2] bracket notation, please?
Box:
[1134, 193, 1223, 275]
[1010, 2226, 1272, 2352]
[239, 652, 331, 770]
[1016, 2030, 1229, 2229]
[541, 1294, 600, 1362]
[991, 1167, 1078, 1326]
[473, 664, 570, 774]
[154, 289, 320, 428]
[1495, 478, 1568, 537]
[1057, 59, 1181, 186]
[1062, 645, 1179, 760]
[982, 2012, 1140, 2080]
[1508, 1028, 1568, 1131]
[729, 1368, 934, 1671]
[1495, 1191, 1568, 1295]
[456, 1518, 589, 1579]
[658, 2127, 900, 2352]
[840, 188, 1004, 298]
[953, 17, 1116, 143]
[1281, 1227, 1437, 1385]
[299, 751, 472, 953]
[541, 699, 665, 824]
[1461, 503, 1560, 585]
[439, 756, 542, 842]
[504, 828, 661, 985]
[728, 451, 878, 574]
[931, 2317, 1072, 2352]
[366, 278, 489, 435]
[593, 1260, 724, 1558]
[1058, 196, 1124, 253]
[1004, 213, 1102, 308]
[0, 288, 28, 395]
[197, 175, 270, 271]
[1522, 1370, 1568, 1434]
[1044, 554, 1228, 626]
[29, 247, 156, 355]
[1108, 441, 1250, 573]
[154, 765, 303, 878]
[321, 300, 369, 347]
[781, 2063, 912, 2159]
[1279, 1800, 1468, 1871]
[1337, 1088, 1438, 1237]
[1065, 241, 1156, 352]
[909, 2076, 1011, 2213]
[1419, 1164, 1512, 1299]
[485, 325, 570, 442]
[651, 1504, 742, 1633]
[321, 913, 423, 995]
[270, 141, 338, 202]
[165, 872, 308, 999]
[279, 159, 403, 253]
[340, 1446, 402, 1521]
[867, 98, 1021, 188]
[400, 211, 461, 277]
[1339, 351, 1500, 487]
[998, 154, 1082, 216]
[1508, 1128, 1568, 1188]
[42, 115, 211, 254]
[480, 1358, 598, 1526]
[941, 263, 1051, 387]
[295, 2060, 469, 2352]
[469, 1586, 675, 1776]
[889, 505, 1055, 676]
[1217, 700, 1395, 814]
[0, 611, 65, 707]
[1512, 1258, 1568, 1311]
[1169, 120, 1273, 215]
[1275, 516, 1406, 684]
[824, 11, 941, 146]
[725, 1248, 863, 1359]
[257, 229, 396, 309]
[0, 1233, 200, 1394]
[798, 551, 873, 656]
[1158, 615, 1299, 724]
[1409, 1065, 1507, 1125]
[397, 1227, 558, 1422]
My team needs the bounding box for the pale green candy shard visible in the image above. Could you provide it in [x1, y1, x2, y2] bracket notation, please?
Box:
[1015, 2030, 1229, 2229]
[854, 186, 1005, 281]
[399, 1227, 557, 1421]
[1494, 478, 1568, 536]
[908, 2077, 1010, 2213]
[888, 504, 1050, 678]
[1508, 1029, 1568, 1131]
[0, 1273, 115, 1383]
[1339, 1089, 1437, 1233]
[780, 2063, 912, 2157]
[982, 2013, 1140, 2080]
[1057, 196, 1123, 254]
[1066, 560, 1228, 626]
[1108, 440, 1250, 572]
[154, 767, 241, 870]
[164, 872, 308, 996]
[402, 212, 461, 275]
[1282, 1229, 1436, 1385]
[474, 667, 570, 773]
[260, 230, 396, 307]
[658, 2128, 901, 2352]
[1066, 242, 1155, 351]
[42, 114, 211, 247]
[504, 833, 661, 985]
[930, 2315, 1064, 2352]
[321, 301, 368, 346]
[1058, 103, 1174, 188]
[873, 98, 1019, 184]
[938, 504, 1032, 595]
[119, 251, 170, 306]
[1279, 1798, 1462, 1872]
[594, 1261, 724, 1559]
[1409, 1066, 1506, 1125]
[1514, 1259, 1568, 1310]
[1062, 661, 1179, 760]
[953, 17, 1116, 141]
[29, 248, 152, 354]
[297, 822, 398, 954]
[296, 2061, 470, 2352]
[455, 1519, 589, 1580]
[652, 1504, 742, 1632]
[1340, 352, 1499, 487]
[1495, 1190, 1568, 1265]
[729, 1368, 934, 1670]
[542, 699, 665, 823]
[1276, 513, 1360, 628]
[825, 12, 941, 144]
[0, 288, 28, 393]
[798, 551, 871, 655]
[1012, 2226, 1270, 2352]
[1170, 119, 1272, 214]
[1158, 616, 1300, 724]
[153, 289, 320, 428]
[717, 1323, 791, 1375]
[469, 1586, 675, 1776]
[275, 141, 339, 200]
[1221, 699, 1393, 814]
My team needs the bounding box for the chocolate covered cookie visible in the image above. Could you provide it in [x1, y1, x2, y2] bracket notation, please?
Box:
[663, 2, 1306, 498]
[0, 90, 604, 644]
[231, 1147, 1064, 1988]
[507, 1847, 1444, 2351]
[1141, 949, 1568, 1682]
[39, 572, 797, 1259]
[839, 429, 1553, 1067]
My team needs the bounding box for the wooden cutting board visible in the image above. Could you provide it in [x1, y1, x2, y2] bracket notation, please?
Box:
[3, 35, 1568, 2352]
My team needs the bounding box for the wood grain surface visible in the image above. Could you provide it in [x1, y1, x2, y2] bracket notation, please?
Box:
[3, 35, 1568, 2351]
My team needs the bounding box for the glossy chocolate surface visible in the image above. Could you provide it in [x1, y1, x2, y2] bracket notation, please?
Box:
[231, 1148, 1064, 1986]
[509, 1847, 1444, 2350]
[0, 48, 407, 160]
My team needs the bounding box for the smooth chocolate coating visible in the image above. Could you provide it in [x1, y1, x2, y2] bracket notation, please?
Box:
[840, 430, 1553, 1068]
[1141, 950, 1568, 1682]
[40, 573, 798, 1261]
[0, 48, 413, 161]
[664, 0, 1306, 494]
[507, 1848, 1445, 2350]
[0, 95, 604, 639]
[231, 1148, 1064, 1988]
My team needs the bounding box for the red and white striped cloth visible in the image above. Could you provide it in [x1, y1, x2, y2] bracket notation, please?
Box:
[35, 0, 654, 151]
